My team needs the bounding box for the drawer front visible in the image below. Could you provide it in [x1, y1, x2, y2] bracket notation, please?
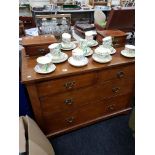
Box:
[42, 94, 132, 135]
[40, 78, 134, 114]
[40, 85, 98, 114]
[98, 64, 135, 82]
[25, 45, 50, 56]
[37, 72, 97, 97]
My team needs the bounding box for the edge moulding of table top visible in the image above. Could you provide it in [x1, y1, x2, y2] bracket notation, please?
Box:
[21, 46, 135, 137]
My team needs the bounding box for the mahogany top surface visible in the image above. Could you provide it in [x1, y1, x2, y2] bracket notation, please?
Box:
[22, 35, 57, 46]
[21, 45, 135, 84]
[97, 30, 127, 37]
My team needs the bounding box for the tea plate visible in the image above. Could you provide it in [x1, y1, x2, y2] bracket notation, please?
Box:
[61, 42, 76, 50]
[68, 57, 88, 67]
[110, 47, 116, 54]
[100, 45, 116, 55]
[121, 50, 135, 58]
[88, 40, 98, 47]
[45, 53, 68, 63]
[84, 49, 93, 57]
[92, 54, 112, 63]
[34, 64, 56, 74]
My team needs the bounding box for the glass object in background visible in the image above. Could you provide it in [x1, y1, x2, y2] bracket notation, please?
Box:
[60, 17, 69, 34]
[51, 18, 60, 37]
[41, 18, 49, 34]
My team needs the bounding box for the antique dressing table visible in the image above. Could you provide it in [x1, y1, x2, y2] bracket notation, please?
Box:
[21, 46, 135, 137]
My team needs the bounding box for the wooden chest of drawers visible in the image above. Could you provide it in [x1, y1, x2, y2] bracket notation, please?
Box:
[21, 47, 135, 137]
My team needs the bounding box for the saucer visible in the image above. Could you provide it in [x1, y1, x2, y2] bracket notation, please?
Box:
[100, 45, 116, 54]
[92, 54, 112, 63]
[46, 52, 68, 63]
[68, 57, 88, 67]
[61, 42, 76, 50]
[87, 40, 98, 47]
[34, 64, 56, 74]
[109, 47, 116, 54]
[121, 50, 135, 58]
[84, 49, 93, 57]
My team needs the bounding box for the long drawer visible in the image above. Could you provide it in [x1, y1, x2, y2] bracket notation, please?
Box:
[40, 78, 134, 114]
[98, 64, 135, 83]
[37, 72, 97, 97]
[42, 94, 132, 135]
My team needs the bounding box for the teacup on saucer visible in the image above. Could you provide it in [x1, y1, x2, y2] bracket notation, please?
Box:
[94, 46, 111, 59]
[48, 43, 62, 60]
[125, 44, 135, 55]
[72, 48, 85, 61]
[36, 56, 52, 72]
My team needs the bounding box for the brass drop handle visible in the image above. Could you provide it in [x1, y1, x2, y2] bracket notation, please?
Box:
[64, 81, 76, 89]
[38, 48, 46, 53]
[112, 87, 120, 93]
[66, 117, 74, 123]
[117, 71, 124, 78]
[107, 104, 115, 111]
[64, 98, 73, 105]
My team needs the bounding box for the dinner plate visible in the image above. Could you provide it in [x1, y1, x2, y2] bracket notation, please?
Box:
[68, 57, 88, 67]
[34, 64, 56, 74]
[121, 50, 135, 58]
[92, 54, 112, 63]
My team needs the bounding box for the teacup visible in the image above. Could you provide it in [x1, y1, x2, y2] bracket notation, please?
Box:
[85, 31, 94, 42]
[94, 46, 111, 59]
[125, 45, 135, 55]
[102, 36, 112, 47]
[48, 43, 62, 59]
[78, 40, 90, 55]
[72, 48, 85, 61]
[62, 33, 71, 48]
[37, 56, 52, 71]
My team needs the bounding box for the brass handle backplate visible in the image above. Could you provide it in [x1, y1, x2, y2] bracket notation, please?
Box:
[64, 98, 73, 105]
[38, 48, 46, 53]
[117, 71, 125, 78]
[112, 87, 120, 93]
[66, 117, 74, 123]
[106, 104, 115, 112]
[64, 81, 76, 89]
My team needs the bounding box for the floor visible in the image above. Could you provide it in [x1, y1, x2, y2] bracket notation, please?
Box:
[50, 113, 135, 155]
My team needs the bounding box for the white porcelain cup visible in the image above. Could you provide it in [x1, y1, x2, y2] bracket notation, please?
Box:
[95, 46, 111, 59]
[37, 56, 52, 71]
[125, 45, 135, 55]
[72, 48, 85, 61]
[85, 31, 94, 41]
[102, 36, 112, 47]
[48, 43, 62, 58]
[62, 33, 71, 48]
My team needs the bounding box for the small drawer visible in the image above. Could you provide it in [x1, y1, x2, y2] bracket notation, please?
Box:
[25, 45, 50, 56]
[104, 94, 132, 114]
[97, 78, 134, 100]
[37, 72, 97, 97]
[98, 64, 135, 83]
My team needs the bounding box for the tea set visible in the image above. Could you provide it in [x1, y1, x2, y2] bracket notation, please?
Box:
[121, 44, 135, 58]
[34, 56, 56, 74]
[34, 32, 135, 74]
